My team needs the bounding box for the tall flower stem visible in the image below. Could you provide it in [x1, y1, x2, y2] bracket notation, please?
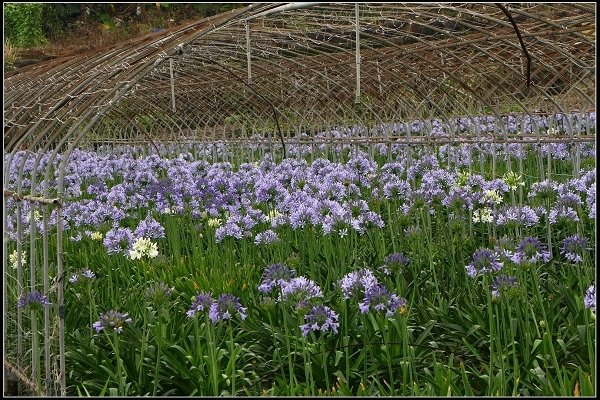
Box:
[228, 324, 236, 395]
[108, 331, 127, 396]
[282, 309, 296, 391]
[205, 314, 219, 396]
[152, 307, 165, 396]
[320, 335, 330, 394]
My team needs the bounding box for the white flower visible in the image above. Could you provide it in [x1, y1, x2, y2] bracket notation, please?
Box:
[162, 207, 172, 215]
[483, 189, 503, 205]
[456, 170, 471, 187]
[503, 171, 525, 191]
[207, 218, 222, 228]
[265, 210, 281, 223]
[473, 208, 493, 223]
[33, 210, 43, 221]
[90, 231, 103, 241]
[129, 237, 159, 260]
[9, 250, 27, 269]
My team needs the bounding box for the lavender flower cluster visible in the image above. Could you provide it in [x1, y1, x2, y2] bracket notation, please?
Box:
[187, 292, 247, 323]
[258, 263, 339, 337]
[337, 266, 408, 318]
[4, 113, 595, 252]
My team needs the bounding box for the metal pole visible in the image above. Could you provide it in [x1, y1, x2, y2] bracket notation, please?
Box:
[56, 205, 66, 396]
[355, 3, 361, 104]
[170, 58, 176, 113]
[246, 20, 252, 84]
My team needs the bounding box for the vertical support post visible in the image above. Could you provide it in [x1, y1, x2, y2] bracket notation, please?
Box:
[376, 60, 383, 96]
[355, 3, 361, 104]
[42, 205, 50, 395]
[56, 205, 66, 396]
[29, 203, 40, 395]
[245, 20, 252, 84]
[170, 58, 176, 113]
[3, 194, 9, 395]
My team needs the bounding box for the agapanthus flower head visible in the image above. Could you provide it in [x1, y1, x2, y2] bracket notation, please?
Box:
[511, 237, 551, 265]
[584, 285, 595, 311]
[103, 226, 134, 255]
[465, 248, 504, 277]
[491, 275, 519, 298]
[560, 235, 589, 263]
[69, 268, 96, 284]
[254, 230, 280, 245]
[134, 216, 165, 239]
[548, 205, 579, 224]
[17, 290, 51, 310]
[129, 237, 159, 260]
[337, 269, 379, 300]
[93, 310, 132, 333]
[529, 180, 558, 200]
[456, 170, 471, 187]
[472, 208, 493, 223]
[381, 252, 409, 275]
[279, 276, 323, 311]
[9, 250, 27, 269]
[358, 284, 407, 317]
[482, 189, 503, 205]
[187, 292, 214, 318]
[90, 231, 103, 241]
[258, 263, 297, 293]
[496, 205, 539, 227]
[208, 294, 247, 323]
[300, 305, 340, 337]
[503, 171, 525, 191]
[146, 282, 175, 303]
[207, 218, 223, 228]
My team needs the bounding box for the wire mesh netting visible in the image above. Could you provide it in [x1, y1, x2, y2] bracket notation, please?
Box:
[3, 3, 596, 396]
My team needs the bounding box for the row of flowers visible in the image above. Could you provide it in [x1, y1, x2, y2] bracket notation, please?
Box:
[16, 250, 596, 335]
[4, 151, 596, 248]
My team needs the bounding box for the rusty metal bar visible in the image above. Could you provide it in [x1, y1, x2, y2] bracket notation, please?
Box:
[3, 190, 61, 206]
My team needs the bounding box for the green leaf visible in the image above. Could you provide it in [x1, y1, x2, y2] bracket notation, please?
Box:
[334, 350, 343, 367]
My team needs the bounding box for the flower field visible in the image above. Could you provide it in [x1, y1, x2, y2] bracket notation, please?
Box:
[4, 113, 596, 396]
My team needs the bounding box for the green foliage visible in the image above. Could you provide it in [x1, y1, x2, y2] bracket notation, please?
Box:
[194, 3, 240, 17]
[42, 3, 81, 39]
[3, 3, 47, 47]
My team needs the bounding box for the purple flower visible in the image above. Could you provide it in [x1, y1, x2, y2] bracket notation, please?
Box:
[300, 305, 340, 337]
[560, 235, 589, 263]
[496, 205, 539, 227]
[586, 184, 595, 219]
[69, 268, 96, 284]
[358, 284, 407, 317]
[381, 252, 409, 275]
[465, 248, 504, 277]
[254, 230, 280, 245]
[17, 290, 51, 310]
[134, 216, 165, 239]
[337, 269, 379, 300]
[584, 285, 595, 310]
[258, 263, 297, 294]
[548, 205, 579, 224]
[208, 294, 247, 323]
[93, 310, 132, 333]
[491, 275, 518, 298]
[103, 226, 134, 255]
[510, 237, 551, 265]
[187, 292, 214, 318]
[528, 180, 558, 200]
[279, 276, 323, 311]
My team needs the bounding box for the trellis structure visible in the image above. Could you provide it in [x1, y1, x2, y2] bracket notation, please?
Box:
[2, 2, 596, 396]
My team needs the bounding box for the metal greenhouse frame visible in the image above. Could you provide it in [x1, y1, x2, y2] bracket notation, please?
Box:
[3, 2, 596, 396]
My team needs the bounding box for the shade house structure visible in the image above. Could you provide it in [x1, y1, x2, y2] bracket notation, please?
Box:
[2, 2, 596, 396]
